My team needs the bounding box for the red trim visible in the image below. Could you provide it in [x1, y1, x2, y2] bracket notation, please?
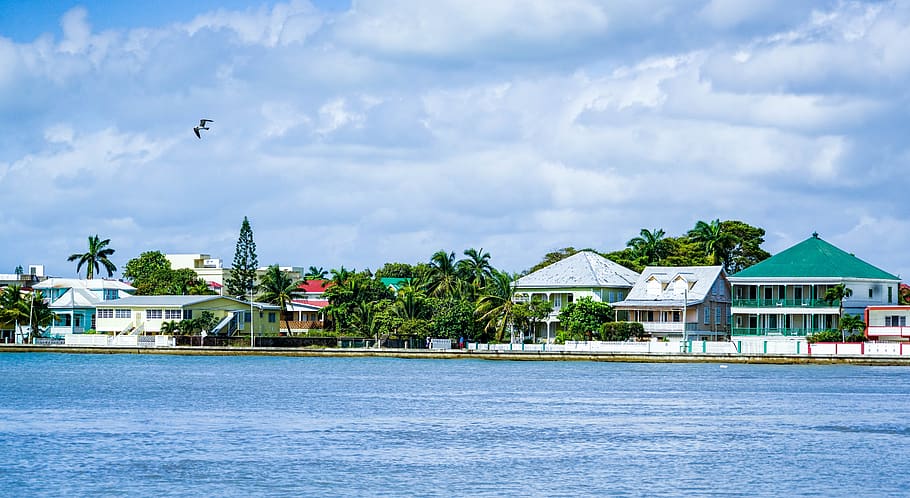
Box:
[861, 342, 864, 355]
[807, 341, 811, 356]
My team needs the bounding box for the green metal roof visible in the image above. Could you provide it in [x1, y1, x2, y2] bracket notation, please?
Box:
[731, 234, 899, 280]
[380, 277, 409, 290]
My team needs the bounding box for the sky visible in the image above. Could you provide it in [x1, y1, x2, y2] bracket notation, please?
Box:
[1, 0, 909, 280]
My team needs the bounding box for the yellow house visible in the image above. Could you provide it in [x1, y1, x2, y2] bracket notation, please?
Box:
[95, 295, 280, 336]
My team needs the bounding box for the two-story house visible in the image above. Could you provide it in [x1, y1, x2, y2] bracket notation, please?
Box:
[513, 251, 640, 343]
[613, 266, 731, 340]
[728, 233, 900, 338]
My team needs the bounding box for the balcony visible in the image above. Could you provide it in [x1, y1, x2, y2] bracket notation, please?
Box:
[732, 299, 838, 309]
[867, 326, 910, 337]
[641, 322, 704, 333]
[732, 327, 829, 337]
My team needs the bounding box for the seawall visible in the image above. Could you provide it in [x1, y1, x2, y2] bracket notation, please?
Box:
[2, 344, 910, 365]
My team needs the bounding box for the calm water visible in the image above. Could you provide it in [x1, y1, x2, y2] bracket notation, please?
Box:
[0, 354, 908, 497]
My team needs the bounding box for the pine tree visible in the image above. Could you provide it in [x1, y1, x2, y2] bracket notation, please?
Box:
[225, 216, 259, 298]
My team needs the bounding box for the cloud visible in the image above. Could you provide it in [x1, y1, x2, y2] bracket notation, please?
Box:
[1, 0, 909, 281]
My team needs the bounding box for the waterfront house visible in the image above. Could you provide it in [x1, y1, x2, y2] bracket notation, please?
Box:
[864, 306, 910, 342]
[33, 278, 136, 336]
[728, 233, 900, 338]
[94, 295, 280, 336]
[613, 266, 730, 341]
[513, 251, 640, 343]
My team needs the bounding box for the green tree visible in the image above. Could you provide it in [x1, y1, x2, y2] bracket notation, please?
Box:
[256, 264, 304, 335]
[305, 266, 328, 280]
[457, 248, 493, 290]
[824, 284, 853, 340]
[14, 265, 23, 276]
[160, 320, 180, 334]
[626, 228, 668, 265]
[427, 250, 462, 299]
[123, 251, 209, 295]
[719, 220, 771, 274]
[839, 314, 866, 342]
[25, 291, 55, 339]
[687, 220, 736, 266]
[0, 285, 27, 340]
[374, 262, 415, 279]
[474, 269, 517, 342]
[557, 297, 614, 341]
[67, 234, 117, 279]
[428, 298, 475, 342]
[224, 217, 259, 298]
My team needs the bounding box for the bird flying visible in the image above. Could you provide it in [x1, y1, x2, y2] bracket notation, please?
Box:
[193, 119, 214, 139]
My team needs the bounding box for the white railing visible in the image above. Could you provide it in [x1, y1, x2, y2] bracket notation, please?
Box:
[468, 340, 910, 357]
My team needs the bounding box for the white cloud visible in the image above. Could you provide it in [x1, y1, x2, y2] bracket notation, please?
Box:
[2, 0, 909, 280]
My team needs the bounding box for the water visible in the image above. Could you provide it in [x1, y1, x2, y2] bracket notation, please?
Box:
[1, 353, 909, 497]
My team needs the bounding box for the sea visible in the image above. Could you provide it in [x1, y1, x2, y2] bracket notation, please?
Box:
[0, 353, 908, 497]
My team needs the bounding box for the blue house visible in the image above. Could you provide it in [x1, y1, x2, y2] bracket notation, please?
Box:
[33, 278, 136, 336]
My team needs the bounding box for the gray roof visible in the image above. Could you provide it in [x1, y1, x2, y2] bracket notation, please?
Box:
[614, 266, 724, 308]
[35, 278, 135, 291]
[49, 288, 100, 309]
[515, 251, 639, 289]
[98, 295, 279, 309]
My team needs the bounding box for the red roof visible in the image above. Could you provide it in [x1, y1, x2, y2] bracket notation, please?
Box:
[208, 281, 223, 289]
[291, 299, 329, 308]
[298, 279, 333, 293]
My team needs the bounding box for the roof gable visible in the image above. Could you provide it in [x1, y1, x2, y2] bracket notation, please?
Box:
[619, 266, 724, 305]
[731, 235, 899, 280]
[515, 251, 639, 289]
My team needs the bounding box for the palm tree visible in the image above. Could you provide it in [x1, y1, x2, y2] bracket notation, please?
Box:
[354, 300, 382, 346]
[0, 285, 27, 341]
[626, 228, 667, 264]
[427, 250, 461, 299]
[839, 314, 865, 341]
[67, 234, 117, 279]
[687, 220, 736, 266]
[256, 264, 304, 335]
[160, 320, 180, 334]
[457, 248, 494, 289]
[26, 291, 55, 339]
[475, 269, 518, 342]
[305, 266, 328, 280]
[395, 281, 426, 320]
[824, 283, 853, 340]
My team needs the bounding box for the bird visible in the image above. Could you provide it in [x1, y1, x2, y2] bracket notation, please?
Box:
[193, 119, 214, 139]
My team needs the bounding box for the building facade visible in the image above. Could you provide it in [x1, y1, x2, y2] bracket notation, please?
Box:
[95, 295, 280, 336]
[513, 251, 640, 343]
[865, 306, 910, 342]
[33, 278, 136, 336]
[613, 266, 731, 340]
[729, 234, 900, 338]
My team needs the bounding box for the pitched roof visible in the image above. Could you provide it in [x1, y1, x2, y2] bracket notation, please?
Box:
[35, 278, 135, 291]
[98, 295, 279, 310]
[381, 277, 409, 290]
[731, 234, 899, 280]
[297, 279, 333, 293]
[48, 288, 101, 308]
[614, 266, 724, 307]
[515, 251, 640, 289]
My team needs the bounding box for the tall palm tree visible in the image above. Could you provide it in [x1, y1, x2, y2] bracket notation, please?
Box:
[354, 300, 381, 346]
[687, 220, 735, 266]
[67, 234, 117, 279]
[457, 248, 494, 289]
[427, 250, 461, 299]
[26, 291, 55, 339]
[395, 281, 426, 320]
[256, 264, 304, 335]
[475, 269, 518, 342]
[626, 228, 667, 264]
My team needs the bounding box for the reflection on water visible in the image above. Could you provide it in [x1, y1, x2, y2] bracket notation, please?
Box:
[1, 354, 909, 497]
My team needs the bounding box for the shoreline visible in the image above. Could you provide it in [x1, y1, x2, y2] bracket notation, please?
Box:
[2, 344, 910, 365]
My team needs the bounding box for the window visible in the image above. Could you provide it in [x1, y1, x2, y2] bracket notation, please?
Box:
[704, 306, 710, 324]
[869, 288, 873, 298]
[146, 309, 163, 320]
[183, 310, 193, 320]
[103, 289, 118, 300]
[888, 286, 893, 304]
[97, 309, 114, 319]
[244, 312, 251, 323]
[716, 306, 721, 323]
[608, 291, 614, 302]
[115, 309, 131, 319]
[672, 311, 681, 322]
[268, 312, 276, 323]
[164, 310, 182, 320]
[886, 316, 906, 327]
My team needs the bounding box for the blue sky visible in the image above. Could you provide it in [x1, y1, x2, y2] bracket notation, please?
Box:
[1, 0, 909, 280]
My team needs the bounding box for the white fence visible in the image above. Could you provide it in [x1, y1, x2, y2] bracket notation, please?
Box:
[468, 339, 910, 357]
[64, 334, 175, 348]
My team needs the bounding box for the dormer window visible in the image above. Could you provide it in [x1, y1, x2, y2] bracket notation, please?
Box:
[103, 289, 118, 300]
[646, 278, 661, 297]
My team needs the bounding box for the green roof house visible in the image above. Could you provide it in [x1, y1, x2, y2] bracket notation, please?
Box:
[728, 233, 900, 338]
